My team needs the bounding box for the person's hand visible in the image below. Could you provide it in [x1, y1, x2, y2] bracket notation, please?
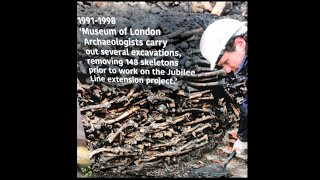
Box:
[77, 146, 91, 167]
[232, 139, 247, 156]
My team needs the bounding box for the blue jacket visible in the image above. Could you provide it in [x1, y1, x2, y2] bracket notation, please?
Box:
[235, 55, 248, 142]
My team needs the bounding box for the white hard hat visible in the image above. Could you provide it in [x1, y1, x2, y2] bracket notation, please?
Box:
[200, 19, 247, 70]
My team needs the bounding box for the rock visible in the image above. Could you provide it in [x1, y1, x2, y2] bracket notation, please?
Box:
[94, 2, 110, 8]
[201, 2, 213, 12]
[192, 2, 213, 12]
[180, 3, 189, 12]
[165, 44, 176, 52]
[163, 1, 174, 7]
[151, 4, 162, 14]
[156, 2, 169, 10]
[115, 17, 131, 29]
[139, 2, 151, 12]
[78, 61, 87, 74]
[148, 17, 160, 29]
[211, 2, 227, 16]
[127, 2, 138, 6]
[185, 60, 192, 68]
[191, 3, 204, 13]
[177, 41, 189, 49]
[224, 2, 233, 14]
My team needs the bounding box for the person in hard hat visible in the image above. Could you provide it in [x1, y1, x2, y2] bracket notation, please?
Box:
[77, 99, 91, 167]
[200, 18, 248, 159]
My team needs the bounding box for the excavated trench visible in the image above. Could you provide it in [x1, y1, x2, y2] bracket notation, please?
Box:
[77, 1, 248, 178]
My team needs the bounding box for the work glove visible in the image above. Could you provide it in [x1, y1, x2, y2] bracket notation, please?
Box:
[232, 139, 247, 159]
[77, 145, 91, 167]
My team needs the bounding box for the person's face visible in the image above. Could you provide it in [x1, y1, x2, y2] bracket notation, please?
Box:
[217, 37, 246, 73]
